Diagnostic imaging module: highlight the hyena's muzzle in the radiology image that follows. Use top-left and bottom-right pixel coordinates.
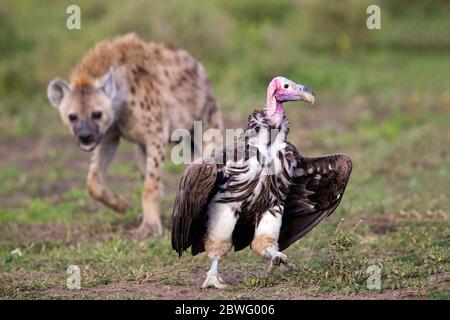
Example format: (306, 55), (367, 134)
(74, 119), (102, 152)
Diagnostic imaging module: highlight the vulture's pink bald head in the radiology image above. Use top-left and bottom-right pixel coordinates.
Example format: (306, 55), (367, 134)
(266, 76), (315, 126)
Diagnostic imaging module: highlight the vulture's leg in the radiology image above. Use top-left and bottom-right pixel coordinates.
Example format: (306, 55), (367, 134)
(202, 256), (227, 289)
(202, 202), (237, 289)
(251, 206), (297, 272)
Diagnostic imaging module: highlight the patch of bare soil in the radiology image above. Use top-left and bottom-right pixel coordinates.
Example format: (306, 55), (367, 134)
(368, 215), (399, 235)
(0, 220), (132, 248)
(0, 136), (86, 170)
(366, 210), (447, 236)
(39, 282), (429, 300)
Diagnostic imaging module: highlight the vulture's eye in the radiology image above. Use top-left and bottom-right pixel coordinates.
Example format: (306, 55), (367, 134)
(68, 113), (78, 122)
(283, 83), (289, 89)
(92, 111), (102, 119)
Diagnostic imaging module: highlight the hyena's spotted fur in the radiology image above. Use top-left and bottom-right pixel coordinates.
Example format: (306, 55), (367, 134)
(47, 33), (223, 238)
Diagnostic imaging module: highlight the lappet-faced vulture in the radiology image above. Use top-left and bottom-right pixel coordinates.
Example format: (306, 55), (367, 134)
(172, 76), (352, 288)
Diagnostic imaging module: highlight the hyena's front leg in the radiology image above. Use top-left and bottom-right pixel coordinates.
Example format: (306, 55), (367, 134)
(135, 142), (165, 238)
(134, 144), (147, 177)
(87, 132), (127, 213)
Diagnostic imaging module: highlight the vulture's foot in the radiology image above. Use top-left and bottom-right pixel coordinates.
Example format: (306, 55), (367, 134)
(201, 273), (228, 289)
(268, 252), (298, 273)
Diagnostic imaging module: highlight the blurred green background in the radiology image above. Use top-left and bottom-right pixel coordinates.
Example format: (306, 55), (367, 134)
(0, 0), (449, 299)
(0, 0), (449, 136)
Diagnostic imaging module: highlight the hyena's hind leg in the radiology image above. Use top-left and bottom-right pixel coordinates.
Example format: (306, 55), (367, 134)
(87, 130), (127, 213)
(201, 90), (224, 158)
(134, 139), (167, 239)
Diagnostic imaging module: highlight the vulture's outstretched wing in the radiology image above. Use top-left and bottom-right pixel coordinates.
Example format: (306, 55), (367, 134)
(171, 160), (219, 256)
(278, 154), (352, 251)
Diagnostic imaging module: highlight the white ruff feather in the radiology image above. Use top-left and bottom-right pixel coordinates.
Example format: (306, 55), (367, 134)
(219, 112), (295, 205)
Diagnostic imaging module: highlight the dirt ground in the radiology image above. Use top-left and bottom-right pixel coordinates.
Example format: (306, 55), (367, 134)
(0, 103), (448, 300)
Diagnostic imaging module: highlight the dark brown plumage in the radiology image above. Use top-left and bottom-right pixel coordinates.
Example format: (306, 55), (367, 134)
(171, 161), (220, 256)
(172, 151), (352, 256)
(279, 153), (352, 250)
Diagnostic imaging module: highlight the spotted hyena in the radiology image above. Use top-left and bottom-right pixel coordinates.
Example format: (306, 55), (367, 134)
(47, 33), (223, 238)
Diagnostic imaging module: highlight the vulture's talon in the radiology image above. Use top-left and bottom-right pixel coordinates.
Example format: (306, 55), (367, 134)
(273, 256), (282, 266)
(201, 274), (228, 289)
(268, 252), (290, 273)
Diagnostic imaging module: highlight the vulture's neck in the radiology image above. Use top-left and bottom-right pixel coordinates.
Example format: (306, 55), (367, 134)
(246, 109), (290, 143)
(266, 83), (284, 127)
(245, 81), (290, 146)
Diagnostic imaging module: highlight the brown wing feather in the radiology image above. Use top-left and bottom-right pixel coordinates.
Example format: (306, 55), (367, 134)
(171, 161), (219, 256)
(278, 153), (352, 251)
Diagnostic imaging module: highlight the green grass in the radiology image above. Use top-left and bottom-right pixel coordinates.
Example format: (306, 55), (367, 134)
(0, 0), (449, 299)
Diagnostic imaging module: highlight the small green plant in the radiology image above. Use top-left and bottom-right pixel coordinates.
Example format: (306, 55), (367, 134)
(321, 220), (367, 291)
(244, 276), (274, 288)
(425, 244), (449, 275)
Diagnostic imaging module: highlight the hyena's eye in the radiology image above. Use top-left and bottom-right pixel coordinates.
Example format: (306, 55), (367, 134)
(68, 113), (78, 122)
(92, 111), (102, 119)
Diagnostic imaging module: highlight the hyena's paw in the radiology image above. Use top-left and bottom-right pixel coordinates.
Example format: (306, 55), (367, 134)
(133, 221), (164, 239)
(110, 197), (128, 214)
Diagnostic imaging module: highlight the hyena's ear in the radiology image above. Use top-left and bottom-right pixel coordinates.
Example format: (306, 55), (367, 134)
(98, 68), (116, 100)
(47, 78), (70, 108)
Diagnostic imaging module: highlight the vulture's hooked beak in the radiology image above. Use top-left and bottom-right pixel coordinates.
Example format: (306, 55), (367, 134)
(296, 84), (316, 106)
(274, 80), (316, 106)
